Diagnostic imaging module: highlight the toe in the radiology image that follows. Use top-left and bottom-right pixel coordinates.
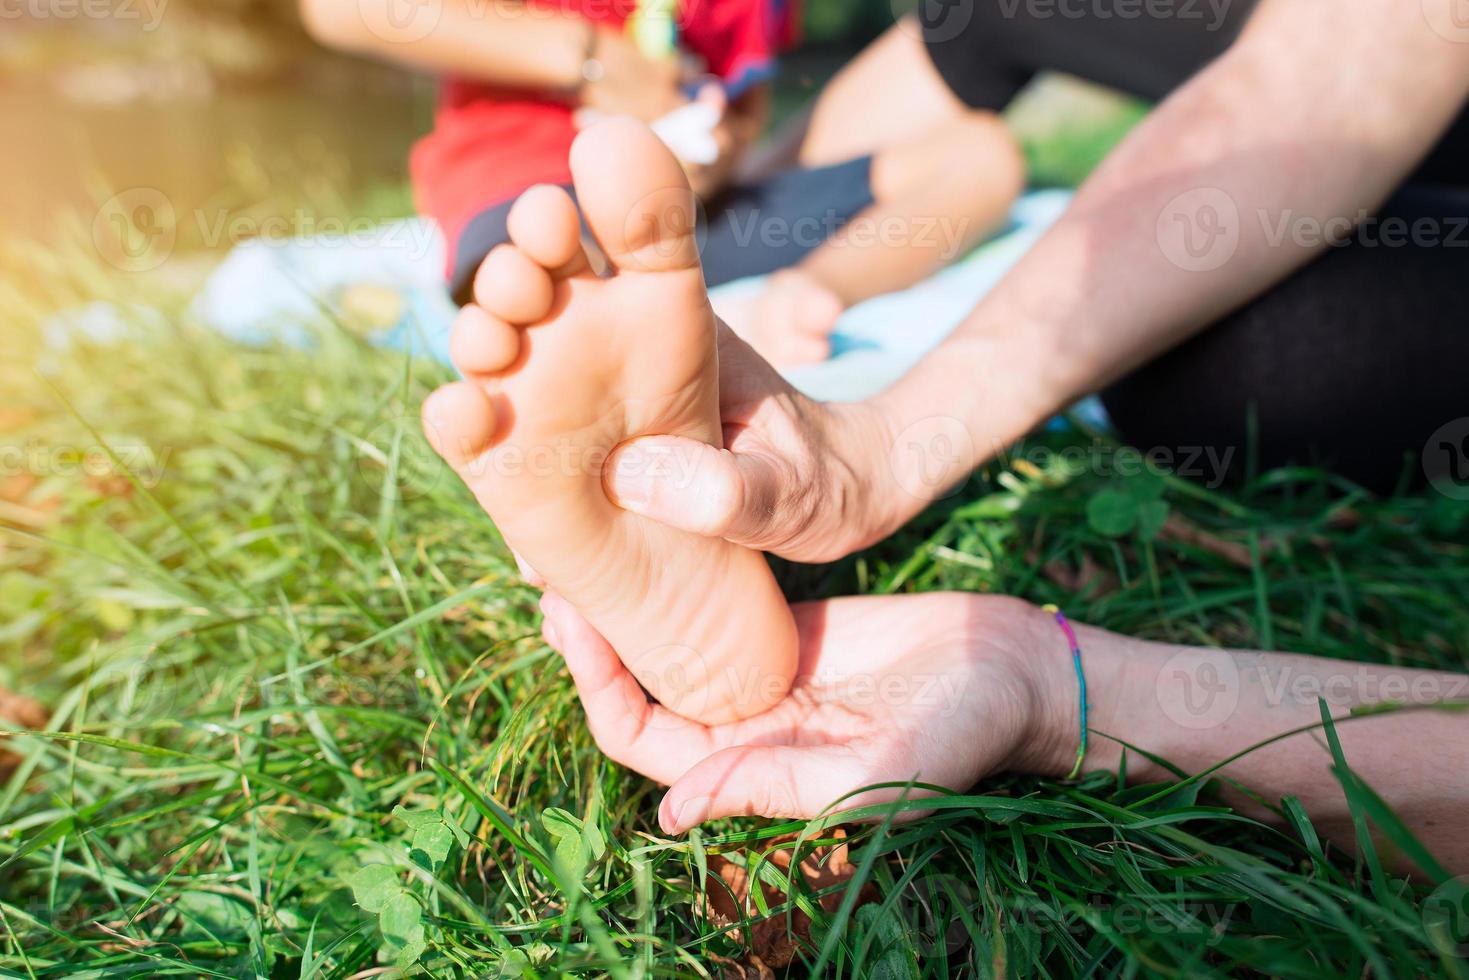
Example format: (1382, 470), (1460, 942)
(508, 185), (588, 275)
(569, 117), (701, 275)
(777, 335), (830, 368)
(449, 305), (522, 375)
(422, 381), (498, 470)
(473, 245), (555, 325)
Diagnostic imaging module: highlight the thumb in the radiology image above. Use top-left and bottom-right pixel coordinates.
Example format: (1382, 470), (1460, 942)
(658, 744), (876, 834)
(603, 435), (782, 545)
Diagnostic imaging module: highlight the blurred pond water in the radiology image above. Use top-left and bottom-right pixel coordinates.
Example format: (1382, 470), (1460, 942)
(0, 59), (433, 253)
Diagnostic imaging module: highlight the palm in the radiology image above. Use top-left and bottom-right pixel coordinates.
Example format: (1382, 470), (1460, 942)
(541, 591), (1045, 833)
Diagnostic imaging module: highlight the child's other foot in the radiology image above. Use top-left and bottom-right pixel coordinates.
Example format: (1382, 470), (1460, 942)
(423, 118), (798, 725)
(712, 268), (842, 368)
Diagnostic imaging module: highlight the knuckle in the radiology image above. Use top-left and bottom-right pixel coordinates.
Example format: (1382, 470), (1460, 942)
(696, 451), (744, 537)
(750, 767), (801, 818)
(589, 725), (632, 770)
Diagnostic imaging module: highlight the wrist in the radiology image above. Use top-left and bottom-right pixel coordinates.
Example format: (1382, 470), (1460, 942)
(864, 374), (985, 531)
(872, 305), (1078, 486)
(1002, 607), (1145, 780)
(824, 397), (912, 552)
(994, 599), (1083, 778)
(566, 21), (606, 104)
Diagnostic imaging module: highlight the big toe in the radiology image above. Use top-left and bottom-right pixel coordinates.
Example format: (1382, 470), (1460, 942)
(569, 117), (701, 275)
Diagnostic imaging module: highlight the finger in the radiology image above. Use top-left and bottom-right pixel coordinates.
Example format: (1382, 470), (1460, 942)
(657, 744), (879, 834)
(511, 548), (546, 588)
(542, 592), (718, 785)
(541, 610), (561, 651)
(602, 435), (786, 547)
(694, 82), (727, 115)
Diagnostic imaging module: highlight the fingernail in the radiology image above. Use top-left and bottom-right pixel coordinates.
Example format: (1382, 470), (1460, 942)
(609, 445), (654, 512)
(664, 796), (710, 835)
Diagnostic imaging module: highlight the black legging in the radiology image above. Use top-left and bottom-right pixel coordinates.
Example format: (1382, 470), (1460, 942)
(923, 1), (1469, 491)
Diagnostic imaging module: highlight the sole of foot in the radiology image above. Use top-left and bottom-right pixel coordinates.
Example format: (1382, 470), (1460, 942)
(423, 117), (798, 725)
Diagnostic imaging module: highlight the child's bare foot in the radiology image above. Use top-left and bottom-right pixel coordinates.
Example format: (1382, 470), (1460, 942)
(712, 267), (843, 368)
(423, 118), (798, 725)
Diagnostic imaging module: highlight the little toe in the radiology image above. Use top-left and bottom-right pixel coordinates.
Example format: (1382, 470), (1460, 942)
(422, 381), (498, 471)
(473, 244), (555, 325)
(507, 185), (588, 275)
(449, 305), (522, 376)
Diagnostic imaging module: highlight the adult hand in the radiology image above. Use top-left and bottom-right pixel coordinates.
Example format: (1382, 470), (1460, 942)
(601, 324), (923, 563)
(577, 28), (684, 124)
(538, 589), (1068, 833)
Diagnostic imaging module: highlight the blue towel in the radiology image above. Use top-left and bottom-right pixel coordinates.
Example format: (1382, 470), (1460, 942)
(53, 189), (1106, 423)
(188, 191), (1077, 397)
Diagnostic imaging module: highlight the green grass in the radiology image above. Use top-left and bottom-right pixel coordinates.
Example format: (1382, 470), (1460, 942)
(2, 74), (1468, 974)
(2, 285), (1468, 977)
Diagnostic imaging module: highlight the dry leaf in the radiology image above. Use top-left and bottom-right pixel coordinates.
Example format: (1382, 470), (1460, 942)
(706, 952), (775, 979)
(85, 473), (135, 500)
(1159, 514), (1264, 568)
(0, 688), (51, 778)
(0, 408), (38, 432)
(0, 473), (39, 506)
(700, 827), (878, 970)
(1040, 550), (1117, 599)
(0, 472), (61, 526)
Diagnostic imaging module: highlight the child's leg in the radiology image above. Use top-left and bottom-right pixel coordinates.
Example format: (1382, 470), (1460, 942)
(789, 17), (1027, 306)
(799, 18), (998, 167)
(709, 18), (1026, 366)
(794, 113), (1024, 306)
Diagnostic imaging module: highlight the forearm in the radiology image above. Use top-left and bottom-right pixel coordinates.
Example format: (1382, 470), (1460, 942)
(871, 1), (1469, 508)
(1022, 612), (1469, 874)
(300, 0), (584, 91)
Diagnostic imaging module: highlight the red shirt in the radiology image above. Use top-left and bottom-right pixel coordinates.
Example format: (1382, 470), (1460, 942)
(411, 0), (797, 275)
